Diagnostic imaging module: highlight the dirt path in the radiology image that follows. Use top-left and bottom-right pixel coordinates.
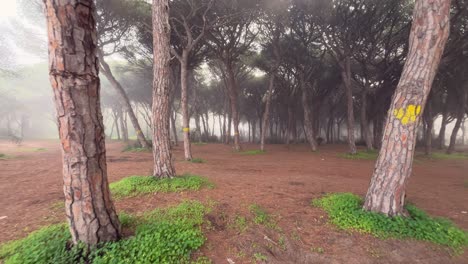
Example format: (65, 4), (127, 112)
(0, 140), (467, 263)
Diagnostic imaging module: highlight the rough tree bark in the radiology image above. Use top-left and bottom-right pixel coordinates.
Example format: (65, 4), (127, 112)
(363, 0), (450, 216)
(152, 0), (176, 178)
(44, 0), (121, 245)
(98, 52), (149, 149)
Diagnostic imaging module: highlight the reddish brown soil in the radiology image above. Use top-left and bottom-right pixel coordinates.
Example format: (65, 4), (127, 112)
(0, 140), (467, 263)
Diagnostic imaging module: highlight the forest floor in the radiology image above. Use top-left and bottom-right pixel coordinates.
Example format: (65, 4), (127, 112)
(0, 140), (467, 263)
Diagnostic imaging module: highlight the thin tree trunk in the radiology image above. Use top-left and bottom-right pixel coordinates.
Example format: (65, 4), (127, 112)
(171, 111), (178, 146)
(424, 102), (433, 155)
(152, 0), (176, 178)
(260, 74), (275, 151)
(226, 62), (242, 151)
(120, 109), (129, 142)
(364, 0), (450, 216)
(447, 90), (467, 154)
(437, 103), (448, 149)
(301, 79), (318, 152)
(44, 0), (120, 245)
(179, 53), (193, 160)
(98, 53), (149, 149)
(340, 56), (357, 154)
(361, 89), (373, 150)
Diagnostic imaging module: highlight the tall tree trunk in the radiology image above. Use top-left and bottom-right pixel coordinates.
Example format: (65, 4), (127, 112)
(260, 74), (275, 151)
(120, 109), (129, 142)
(226, 62), (242, 151)
(424, 102), (434, 155)
(179, 53), (193, 160)
(170, 111), (179, 146)
(364, 0), (450, 216)
(361, 89), (373, 150)
(340, 56), (357, 154)
(44, 0), (120, 245)
(436, 102), (448, 149)
(152, 0), (176, 178)
(113, 111), (121, 141)
(286, 105), (294, 145)
(447, 89), (467, 154)
(98, 53), (149, 149)
(301, 79), (318, 152)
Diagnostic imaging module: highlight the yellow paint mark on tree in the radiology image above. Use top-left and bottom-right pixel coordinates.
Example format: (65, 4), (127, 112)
(393, 104), (422, 125)
(183, 127), (190, 132)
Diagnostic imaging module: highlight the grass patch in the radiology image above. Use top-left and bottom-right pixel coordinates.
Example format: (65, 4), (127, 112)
(16, 148), (47, 152)
(228, 215), (249, 233)
(338, 150), (378, 160)
(110, 174), (214, 198)
(249, 204), (280, 231)
(312, 193), (468, 253)
(190, 158), (206, 164)
(193, 142), (208, 146)
(425, 152), (468, 160)
(0, 153), (12, 160)
(0, 201), (209, 264)
(122, 146), (151, 153)
(240, 150), (266, 156)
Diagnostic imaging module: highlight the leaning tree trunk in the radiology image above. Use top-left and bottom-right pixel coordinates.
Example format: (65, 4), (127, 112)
(363, 0), (450, 216)
(447, 89), (467, 154)
(340, 56), (357, 154)
(152, 0), (176, 178)
(301, 79), (318, 152)
(180, 52), (193, 160)
(44, 0), (121, 245)
(260, 74), (275, 151)
(98, 52), (149, 149)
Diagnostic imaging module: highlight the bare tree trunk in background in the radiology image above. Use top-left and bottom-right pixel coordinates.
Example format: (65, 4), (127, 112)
(44, 0), (121, 245)
(226, 63), (242, 151)
(252, 119), (257, 143)
(364, 0), (450, 216)
(170, 111), (178, 146)
(447, 89), (467, 154)
(424, 102), (433, 155)
(437, 102), (448, 149)
(260, 74), (275, 151)
(462, 118), (466, 145)
(152, 0), (176, 178)
(301, 79), (318, 152)
(119, 109), (129, 142)
(180, 52), (193, 160)
(227, 110), (232, 144)
(98, 53), (149, 149)
(360, 89), (373, 150)
(340, 56), (357, 154)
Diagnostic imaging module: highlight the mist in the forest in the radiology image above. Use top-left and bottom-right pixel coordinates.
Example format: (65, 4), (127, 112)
(0, 0), (466, 147)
